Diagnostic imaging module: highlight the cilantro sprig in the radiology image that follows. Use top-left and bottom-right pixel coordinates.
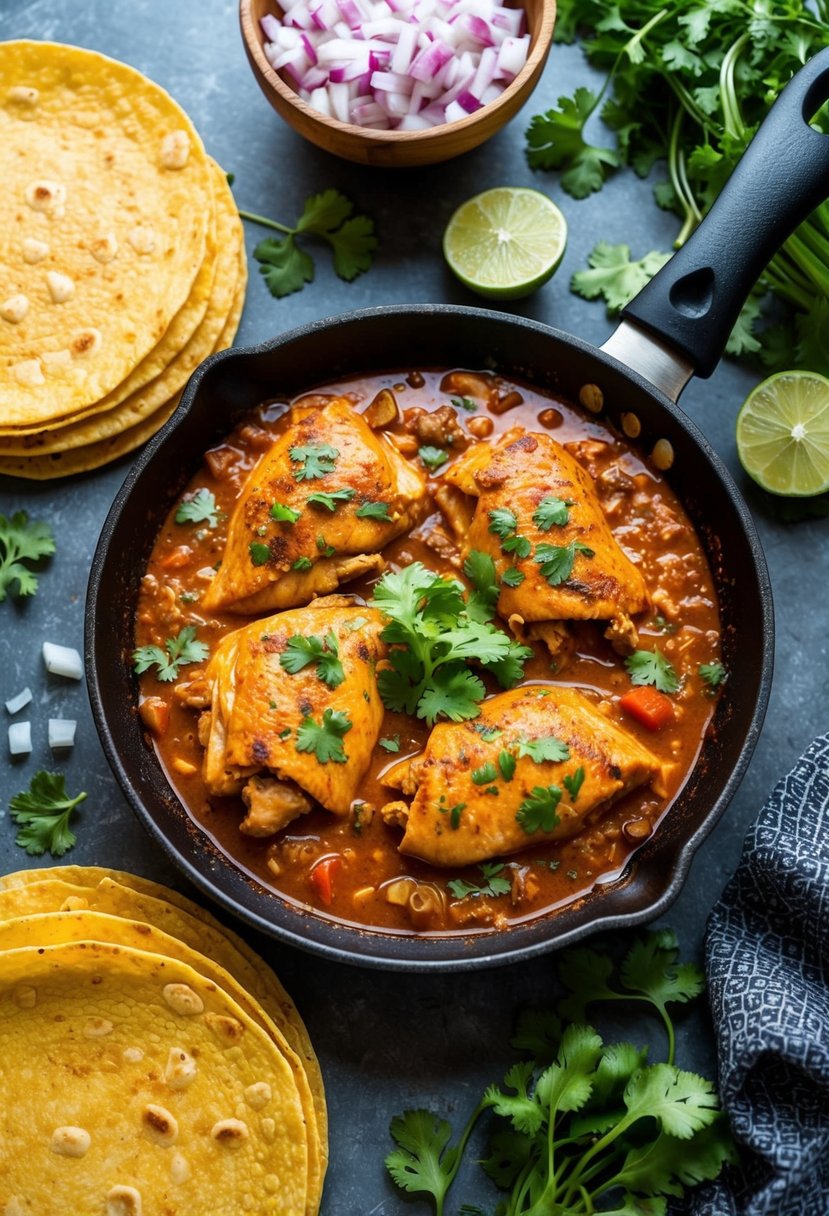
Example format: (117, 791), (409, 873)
(295, 707), (352, 764)
(240, 188), (378, 299)
(290, 443), (339, 481)
(132, 625), (209, 682)
(386, 930), (733, 1215)
(175, 489), (219, 527)
(279, 632), (345, 688)
(9, 771), (87, 857)
(625, 648), (680, 694)
(448, 862), (511, 901)
(0, 511), (56, 602)
(368, 560), (532, 726)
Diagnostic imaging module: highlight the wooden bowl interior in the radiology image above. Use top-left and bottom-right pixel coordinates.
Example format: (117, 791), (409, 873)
(240, 0), (556, 165)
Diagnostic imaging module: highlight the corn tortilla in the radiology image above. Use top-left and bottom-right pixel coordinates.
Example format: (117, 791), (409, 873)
(0, 162), (242, 455)
(0, 940), (308, 1215)
(0, 865), (325, 1213)
(0, 41), (215, 426)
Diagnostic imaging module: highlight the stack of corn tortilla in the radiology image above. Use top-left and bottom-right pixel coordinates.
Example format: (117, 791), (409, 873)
(0, 865), (327, 1215)
(0, 41), (246, 479)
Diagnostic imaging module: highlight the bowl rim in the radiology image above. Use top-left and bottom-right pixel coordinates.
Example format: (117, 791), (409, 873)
(86, 304), (774, 972)
(239, 0), (557, 145)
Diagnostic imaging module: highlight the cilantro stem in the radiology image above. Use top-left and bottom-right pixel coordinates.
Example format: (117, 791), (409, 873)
(237, 208), (295, 236)
(436, 1101), (486, 1216)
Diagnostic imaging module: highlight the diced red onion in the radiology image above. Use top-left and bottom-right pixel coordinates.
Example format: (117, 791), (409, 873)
(261, 0), (529, 130)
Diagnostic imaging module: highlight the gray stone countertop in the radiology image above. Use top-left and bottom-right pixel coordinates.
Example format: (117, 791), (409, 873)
(0, 2), (827, 1211)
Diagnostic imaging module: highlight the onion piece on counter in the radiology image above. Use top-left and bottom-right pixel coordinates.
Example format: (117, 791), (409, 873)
(261, 0), (530, 130)
(48, 718), (77, 750)
(5, 687), (32, 715)
(8, 721), (32, 756)
(42, 642), (83, 681)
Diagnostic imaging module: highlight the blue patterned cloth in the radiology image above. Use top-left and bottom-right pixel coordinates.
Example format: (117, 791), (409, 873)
(691, 732), (829, 1215)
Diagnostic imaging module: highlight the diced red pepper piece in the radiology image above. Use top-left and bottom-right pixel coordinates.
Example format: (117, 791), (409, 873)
(619, 685), (675, 731)
(309, 855), (343, 906)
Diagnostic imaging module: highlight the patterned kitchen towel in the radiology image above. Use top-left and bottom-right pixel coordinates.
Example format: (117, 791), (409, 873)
(690, 731), (829, 1216)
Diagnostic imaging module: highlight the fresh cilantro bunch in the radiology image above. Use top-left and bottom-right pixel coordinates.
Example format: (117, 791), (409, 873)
(0, 511), (56, 602)
(239, 188), (378, 299)
(526, 0), (829, 368)
(368, 556), (532, 726)
(9, 771), (87, 857)
(386, 930), (735, 1215)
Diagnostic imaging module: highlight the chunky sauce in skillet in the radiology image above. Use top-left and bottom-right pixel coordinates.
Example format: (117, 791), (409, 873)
(135, 369), (722, 935)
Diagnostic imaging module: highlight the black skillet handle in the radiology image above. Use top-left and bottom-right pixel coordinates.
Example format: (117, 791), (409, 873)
(622, 48), (829, 379)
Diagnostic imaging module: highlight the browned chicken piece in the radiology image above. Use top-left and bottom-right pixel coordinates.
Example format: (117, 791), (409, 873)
(202, 397), (428, 614)
(240, 776), (312, 837)
(380, 685), (667, 867)
(200, 599), (386, 824)
(526, 620), (575, 670)
(433, 484), (474, 541)
(443, 431), (649, 640)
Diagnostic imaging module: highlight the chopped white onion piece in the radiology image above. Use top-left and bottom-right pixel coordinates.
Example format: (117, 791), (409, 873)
(42, 641), (83, 681)
(8, 721), (32, 756)
(261, 0), (529, 130)
(5, 687), (32, 715)
(48, 718), (77, 750)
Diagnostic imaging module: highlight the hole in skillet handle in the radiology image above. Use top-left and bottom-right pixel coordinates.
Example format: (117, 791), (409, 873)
(622, 47), (829, 380)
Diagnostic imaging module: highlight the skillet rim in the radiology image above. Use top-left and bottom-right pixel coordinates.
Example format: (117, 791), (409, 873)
(86, 303), (774, 970)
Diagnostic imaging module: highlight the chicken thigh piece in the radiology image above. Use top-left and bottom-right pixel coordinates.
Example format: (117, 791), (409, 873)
(442, 430), (649, 644)
(203, 398), (428, 614)
(381, 685), (666, 867)
(200, 599), (386, 832)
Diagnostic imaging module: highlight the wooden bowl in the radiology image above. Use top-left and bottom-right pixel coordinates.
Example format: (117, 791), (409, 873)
(239, 0), (556, 166)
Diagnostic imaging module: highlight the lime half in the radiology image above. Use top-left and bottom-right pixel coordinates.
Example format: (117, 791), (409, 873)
(443, 187), (567, 300)
(736, 370), (829, 496)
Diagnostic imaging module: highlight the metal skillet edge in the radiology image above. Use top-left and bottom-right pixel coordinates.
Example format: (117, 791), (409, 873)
(86, 303), (773, 971)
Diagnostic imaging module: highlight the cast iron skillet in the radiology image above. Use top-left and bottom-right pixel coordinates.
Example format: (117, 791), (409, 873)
(88, 52), (829, 970)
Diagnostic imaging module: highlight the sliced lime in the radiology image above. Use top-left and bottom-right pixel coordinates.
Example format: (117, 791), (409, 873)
(443, 187), (567, 300)
(736, 370), (829, 496)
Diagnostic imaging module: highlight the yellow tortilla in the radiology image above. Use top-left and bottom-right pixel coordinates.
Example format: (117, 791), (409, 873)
(0, 217), (246, 478)
(0, 865), (324, 1214)
(0, 162), (243, 455)
(0, 41), (215, 426)
(0, 940), (308, 1215)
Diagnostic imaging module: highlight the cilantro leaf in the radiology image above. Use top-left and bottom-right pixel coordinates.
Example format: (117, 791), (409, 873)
(571, 242), (672, 314)
(483, 1061), (542, 1135)
(379, 734), (401, 753)
(290, 443), (338, 481)
(451, 396), (477, 412)
(292, 556), (313, 571)
(699, 661), (727, 688)
(498, 750), (516, 782)
(356, 501), (392, 522)
(175, 489), (218, 527)
(385, 1110), (460, 1208)
(9, 770), (87, 857)
(306, 488), (355, 511)
(271, 501), (302, 524)
(327, 214), (378, 281)
(132, 625), (209, 682)
(243, 190), (376, 299)
(625, 649), (680, 694)
(534, 540), (595, 586)
(253, 235), (314, 298)
(472, 762), (498, 785)
(463, 550), (499, 622)
(525, 88), (621, 197)
(295, 707), (352, 763)
(532, 496), (574, 530)
(502, 534), (532, 559)
(279, 632), (345, 688)
(448, 862), (511, 901)
(488, 507), (518, 539)
(563, 766), (585, 801)
(516, 785), (562, 834)
(0, 511), (56, 602)
(517, 734), (571, 764)
(249, 541), (271, 566)
(418, 667), (486, 725)
(622, 1064), (721, 1139)
(419, 445), (448, 471)
(501, 567), (525, 588)
(511, 1009), (562, 1065)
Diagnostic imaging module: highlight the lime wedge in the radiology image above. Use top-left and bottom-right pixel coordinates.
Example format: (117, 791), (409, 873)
(443, 187), (567, 300)
(736, 370), (829, 496)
